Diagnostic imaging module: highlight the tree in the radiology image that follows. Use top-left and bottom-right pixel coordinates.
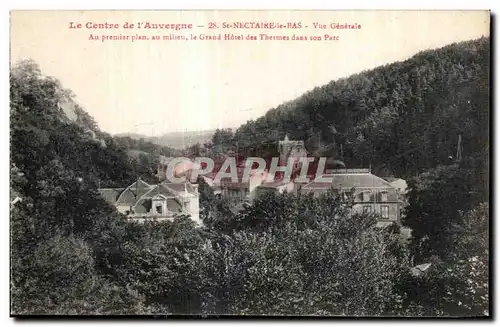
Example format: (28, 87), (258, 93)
(206, 128), (235, 157)
(10, 59), (148, 314)
(224, 191), (410, 316)
(403, 164), (483, 262)
(400, 203), (489, 316)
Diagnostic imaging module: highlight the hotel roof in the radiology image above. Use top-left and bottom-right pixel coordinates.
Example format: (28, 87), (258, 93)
(302, 173), (395, 191)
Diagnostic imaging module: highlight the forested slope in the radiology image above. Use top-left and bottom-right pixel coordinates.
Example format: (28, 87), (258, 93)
(234, 37), (489, 182)
(10, 60), (181, 314)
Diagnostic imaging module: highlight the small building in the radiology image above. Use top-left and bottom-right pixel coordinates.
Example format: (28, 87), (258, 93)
(98, 178), (200, 224)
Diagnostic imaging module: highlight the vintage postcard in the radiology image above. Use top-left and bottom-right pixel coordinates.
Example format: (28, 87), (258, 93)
(9, 10), (490, 317)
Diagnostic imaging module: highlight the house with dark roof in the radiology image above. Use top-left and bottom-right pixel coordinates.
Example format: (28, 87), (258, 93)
(98, 178), (200, 223)
(301, 169), (402, 225)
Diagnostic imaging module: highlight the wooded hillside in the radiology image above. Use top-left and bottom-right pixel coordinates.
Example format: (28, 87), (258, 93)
(233, 37), (489, 183)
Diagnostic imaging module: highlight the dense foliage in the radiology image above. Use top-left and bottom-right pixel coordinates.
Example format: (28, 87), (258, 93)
(10, 60), (152, 314)
(10, 37), (489, 317)
(234, 37), (489, 179)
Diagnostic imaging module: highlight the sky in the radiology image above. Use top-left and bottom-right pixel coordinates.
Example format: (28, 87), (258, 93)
(10, 10), (489, 136)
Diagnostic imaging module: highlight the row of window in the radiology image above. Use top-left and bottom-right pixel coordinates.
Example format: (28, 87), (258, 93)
(358, 191), (389, 202)
(363, 205), (390, 219)
(222, 189), (249, 198)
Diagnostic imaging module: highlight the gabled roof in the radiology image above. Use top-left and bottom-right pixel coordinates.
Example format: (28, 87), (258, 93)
(100, 178), (199, 210)
(115, 179), (153, 206)
(134, 181), (198, 201)
(133, 184), (187, 212)
(139, 183), (179, 200)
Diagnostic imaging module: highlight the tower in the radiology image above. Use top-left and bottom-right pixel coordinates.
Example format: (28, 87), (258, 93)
(278, 134), (306, 163)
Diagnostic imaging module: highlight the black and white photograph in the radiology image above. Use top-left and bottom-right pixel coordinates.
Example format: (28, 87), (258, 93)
(9, 9), (490, 317)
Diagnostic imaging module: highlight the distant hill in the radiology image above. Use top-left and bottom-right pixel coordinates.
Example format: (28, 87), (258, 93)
(116, 129), (219, 149)
(113, 132), (150, 140)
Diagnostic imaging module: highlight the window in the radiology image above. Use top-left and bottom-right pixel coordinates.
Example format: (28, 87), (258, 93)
(363, 205), (372, 213)
(363, 192), (372, 202)
(380, 192), (388, 202)
(156, 205), (162, 214)
(381, 205), (389, 219)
